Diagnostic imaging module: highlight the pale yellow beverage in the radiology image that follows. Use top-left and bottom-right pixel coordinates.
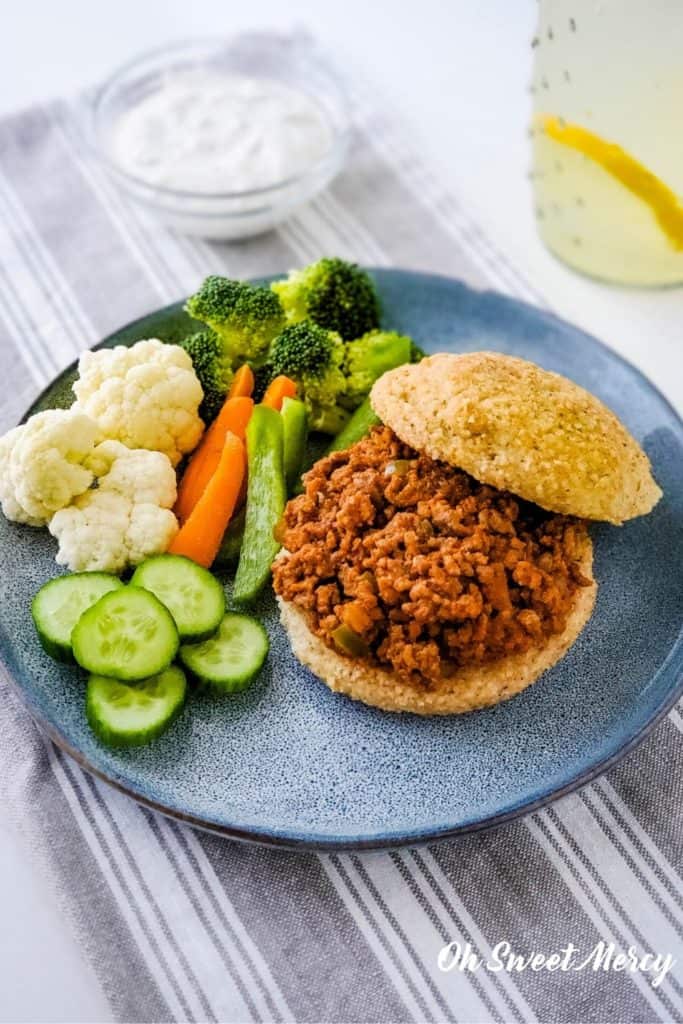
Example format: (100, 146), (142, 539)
(531, 0), (683, 286)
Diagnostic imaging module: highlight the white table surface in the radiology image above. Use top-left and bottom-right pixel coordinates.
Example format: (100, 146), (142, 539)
(1, 2), (681, 1020)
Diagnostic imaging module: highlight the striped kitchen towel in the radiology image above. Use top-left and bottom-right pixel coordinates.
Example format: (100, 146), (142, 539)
(0, 33), (681, 1024)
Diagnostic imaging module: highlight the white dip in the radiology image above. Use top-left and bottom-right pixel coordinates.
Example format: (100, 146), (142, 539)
(109, 69), (334, 193)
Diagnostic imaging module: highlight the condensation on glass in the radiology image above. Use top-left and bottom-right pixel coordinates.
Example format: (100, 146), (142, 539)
(531, 0), (683, 285)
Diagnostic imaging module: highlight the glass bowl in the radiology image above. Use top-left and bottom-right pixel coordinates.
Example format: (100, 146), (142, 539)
(90, 36), (351, 240)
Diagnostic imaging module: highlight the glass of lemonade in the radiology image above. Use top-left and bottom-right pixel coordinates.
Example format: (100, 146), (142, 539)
(531, 0), (683, 286)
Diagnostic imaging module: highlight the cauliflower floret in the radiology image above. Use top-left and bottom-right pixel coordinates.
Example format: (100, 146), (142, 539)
(72, 338), (204, 467)
(49, 441), (179, 573)
(0, 410), (100, 526)
(0, 427), (42, 526)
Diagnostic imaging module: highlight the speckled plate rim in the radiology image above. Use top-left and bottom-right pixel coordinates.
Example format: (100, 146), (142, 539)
(4, 268), (683, 852)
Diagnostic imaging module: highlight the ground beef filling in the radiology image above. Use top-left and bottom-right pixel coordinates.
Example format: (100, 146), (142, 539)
(273, 427), (592, 686)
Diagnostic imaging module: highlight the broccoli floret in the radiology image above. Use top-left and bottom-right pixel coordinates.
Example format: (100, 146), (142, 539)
(343, 329), (415, 407)
(267, 322), (349, 434)
(180, 330), (233, 423)
(186, 276), (285, 363)
(307, 399), (350, 435)
(250, 361), (275, 403)
(303, 354), (350, 434)
(271, 258), (380, 340)
(270, 321), (334, 378)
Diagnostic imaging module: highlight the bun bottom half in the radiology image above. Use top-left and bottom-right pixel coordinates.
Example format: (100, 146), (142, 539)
(277, 539), (596, 716)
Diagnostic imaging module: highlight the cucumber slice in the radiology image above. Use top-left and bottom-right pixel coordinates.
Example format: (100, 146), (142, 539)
(130, 555), (225, 641)
(86, 665), (186, 747)
(179, 613), (268, 693)
(31, 573), (125, 663)
(72, 587), (179, 681)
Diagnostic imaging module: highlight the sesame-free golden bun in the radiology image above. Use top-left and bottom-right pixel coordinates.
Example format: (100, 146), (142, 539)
(370, 352), (661, 525)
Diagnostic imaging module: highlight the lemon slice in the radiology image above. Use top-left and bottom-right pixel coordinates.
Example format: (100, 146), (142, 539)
(538, 114), (683, 250)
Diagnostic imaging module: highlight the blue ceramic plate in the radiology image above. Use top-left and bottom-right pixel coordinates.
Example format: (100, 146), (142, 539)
(1, 270), (682, 850)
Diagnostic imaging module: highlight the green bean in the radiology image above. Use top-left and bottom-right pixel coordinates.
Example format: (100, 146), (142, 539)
(280, 396), (308, 493)
(233, 406), (286, 605)
(214, 508), (246, 568)
(325, 397), (381, 454)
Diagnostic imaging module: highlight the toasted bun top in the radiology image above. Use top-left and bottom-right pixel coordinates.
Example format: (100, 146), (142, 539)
(370, 352), (661, 524)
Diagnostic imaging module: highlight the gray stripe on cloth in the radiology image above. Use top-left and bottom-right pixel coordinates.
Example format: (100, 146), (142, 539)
(542, 805), (683, 1016)
(590, 773), (683, 920)
(607, 719), (683, 880)
(0, 679), (173, 1024)
(348, 853), (455, 1022)
(391, 850), (527, 1024)
(169, 825), (290, 1022)
(347, 852), (456, 1023)
(9, 103), (183, 326)
(61, 760), (206, 1023)
(0, 229), (61, 382)
(143, 815), (273, 1023)
(81, 775), (219, 1022)
(0, 106), (157, 344)
(530, 810), (681, 1021)
(324, 847), (522, 1021)
(56, 102), (190, 306)
(329, 853), (439, 1023)
(331, 132), (488, 287)
(198, 836), (411, 1024)
(0, 305), (47, 417)
(429, 820), (655, 1024)
(579, 784), (683, 938)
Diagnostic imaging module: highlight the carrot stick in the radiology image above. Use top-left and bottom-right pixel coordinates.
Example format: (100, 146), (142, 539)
(168, 432), (246, 568)
(228, 363), (255, 399)
(261, 375), (297, 411)
(175, 396), (253, 523)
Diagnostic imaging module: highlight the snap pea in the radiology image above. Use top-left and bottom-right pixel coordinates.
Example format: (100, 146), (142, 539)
(233, 405), (287, 605)
(290, 398), (381, 497)
(214, 507), (246, 568)
(326, 397), (381, 454)
(280, 396), (308, 493)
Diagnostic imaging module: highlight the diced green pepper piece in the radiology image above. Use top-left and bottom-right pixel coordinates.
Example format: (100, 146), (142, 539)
(332, 623), (370, 658)
(384, 459), (414, 477)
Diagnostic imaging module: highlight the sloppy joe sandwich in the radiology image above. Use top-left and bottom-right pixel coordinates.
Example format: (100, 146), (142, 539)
(273, 352), (662, 715)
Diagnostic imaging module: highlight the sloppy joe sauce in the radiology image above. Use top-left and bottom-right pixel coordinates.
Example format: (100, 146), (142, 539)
(273, 427), (592, 686)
